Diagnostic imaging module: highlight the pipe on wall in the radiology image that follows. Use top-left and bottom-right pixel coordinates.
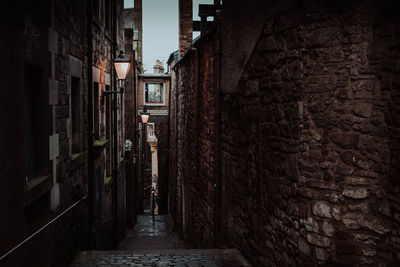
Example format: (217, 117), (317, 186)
(111, 0), (119, 249)
(87, 0), (96, 251)
(213, 7), (223, 246)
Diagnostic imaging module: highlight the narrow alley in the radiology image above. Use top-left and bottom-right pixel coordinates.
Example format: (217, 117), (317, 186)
(1, 0), (400, 266)
(72, 212), (249, 266)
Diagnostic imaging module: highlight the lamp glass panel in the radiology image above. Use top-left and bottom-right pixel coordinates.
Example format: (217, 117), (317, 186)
(141, 114), (149, 124)
(114, 62), (130, 80)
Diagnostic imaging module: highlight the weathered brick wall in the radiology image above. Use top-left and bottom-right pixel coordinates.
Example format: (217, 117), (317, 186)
(169, 0), (400, 265)
(178, 0), (192, 57)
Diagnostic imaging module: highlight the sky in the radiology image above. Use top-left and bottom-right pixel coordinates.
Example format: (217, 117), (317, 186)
(124, 0), (214, 73)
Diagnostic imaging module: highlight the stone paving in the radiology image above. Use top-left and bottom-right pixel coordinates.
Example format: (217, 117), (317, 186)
(71, 249), (250, 266)
(71, 215), (251, 266)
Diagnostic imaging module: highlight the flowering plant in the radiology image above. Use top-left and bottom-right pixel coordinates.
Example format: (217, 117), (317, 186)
(124, 139), (133, 152)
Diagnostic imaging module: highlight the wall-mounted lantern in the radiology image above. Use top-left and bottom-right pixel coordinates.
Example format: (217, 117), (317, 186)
(114, 50), (131, 80)
(103, 50), (131, 95)
(140, 105), (150, 124)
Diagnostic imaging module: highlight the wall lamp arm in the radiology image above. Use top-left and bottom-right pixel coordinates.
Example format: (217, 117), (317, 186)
(102, 88), (124, 96)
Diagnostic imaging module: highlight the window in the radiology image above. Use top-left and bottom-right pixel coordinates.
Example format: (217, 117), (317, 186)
(147, 123), (155, 137)
(93, 0), (100, 20)
(93, 82), (100, 139)
(147, 123), (156, 142)
(105, 0), (111, 32)
(105, 85), (112, 176)
(71, 76), (82, 153)
(25, 64), (48, 181)
(144, 83), (164, 105)
(124, 0), (134, 9)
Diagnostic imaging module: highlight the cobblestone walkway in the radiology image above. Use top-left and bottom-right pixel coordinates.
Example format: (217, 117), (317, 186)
(71, 249), (250, 266)
(71, 215), (250, 266)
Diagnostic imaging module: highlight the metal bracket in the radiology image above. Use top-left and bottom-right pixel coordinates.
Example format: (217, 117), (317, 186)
(102, 88), (124, 96)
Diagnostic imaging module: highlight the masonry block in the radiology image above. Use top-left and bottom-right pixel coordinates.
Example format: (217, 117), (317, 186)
(48, 27), (58, 54)
(69, 55), (82, 78)
(49, 78), (59, 105)
(49, 134), (60, 160)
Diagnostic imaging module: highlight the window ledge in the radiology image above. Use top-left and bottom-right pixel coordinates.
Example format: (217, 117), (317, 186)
(69, 152), (85, 170)
(24, 175), (52, 207)
(105, 176), (112, 185)
(145, 103), (166, 106)
(94, 139), (109, 149)
(71, 152), (84, 161)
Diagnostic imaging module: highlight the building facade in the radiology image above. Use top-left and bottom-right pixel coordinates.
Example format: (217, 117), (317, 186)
(137, 61), (171, 214)
(0, 0), (137, 265)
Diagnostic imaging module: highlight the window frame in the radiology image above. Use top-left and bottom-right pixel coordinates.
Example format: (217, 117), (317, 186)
(144, 82), (165, 106)
(93, 82), (100, 140)
(147, 123), (155, 137)
(24, 63), (49, 181)
(71, 76), (82, 154)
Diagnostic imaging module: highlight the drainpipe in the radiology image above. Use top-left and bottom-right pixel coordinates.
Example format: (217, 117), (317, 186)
(194, 47), (200, 238)
(166, 67), (172, 215)
(213, 6), (222, 246)
(132, 51), (138, 224)
(112, 0), (119, 249)
(87, 0), (96, 250)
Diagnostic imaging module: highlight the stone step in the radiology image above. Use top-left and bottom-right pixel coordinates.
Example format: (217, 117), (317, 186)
(71, 249), (251, 266)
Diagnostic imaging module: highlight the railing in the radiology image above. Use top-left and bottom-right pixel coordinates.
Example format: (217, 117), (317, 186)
(0, 196), (87, 262)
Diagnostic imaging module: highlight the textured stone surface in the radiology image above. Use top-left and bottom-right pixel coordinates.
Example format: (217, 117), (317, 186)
(71, 249), (251, 266)
(168, 34), (217, 248)
(178, 0), (192, 57)
(343, 188), (369, 199)
(313, 201), (332, 219)
(307, 233), (331, 248)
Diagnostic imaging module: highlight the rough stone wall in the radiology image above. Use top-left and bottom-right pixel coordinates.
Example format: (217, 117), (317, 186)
(169, 35), (218, 246)
(169, 0), (400, 266)
(219, 1), (400, 266)
(171, 53), (196, 235)
(55, 0), (127, 250)
(194, 38), (217, 247)
(54, 0), (88, 210)
(168, 65), (178, 225)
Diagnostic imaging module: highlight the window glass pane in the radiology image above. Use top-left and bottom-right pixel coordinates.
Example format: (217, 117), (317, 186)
(72, 76), (82, 153)
(124, 0), (134, 9)
(25, 64), (43, 180)
(145, 83), (164, 104)
(94, 82), (100, 139)
(147, 124), (154, 136)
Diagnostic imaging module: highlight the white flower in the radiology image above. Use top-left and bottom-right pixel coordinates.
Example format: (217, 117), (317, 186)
(124, 139), (133, 152)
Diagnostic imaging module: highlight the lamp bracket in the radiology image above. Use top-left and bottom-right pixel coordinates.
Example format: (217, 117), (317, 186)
(102, 89), (124, 96)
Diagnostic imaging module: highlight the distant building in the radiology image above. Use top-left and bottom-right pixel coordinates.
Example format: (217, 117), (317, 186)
(137, 60), (171, 214)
